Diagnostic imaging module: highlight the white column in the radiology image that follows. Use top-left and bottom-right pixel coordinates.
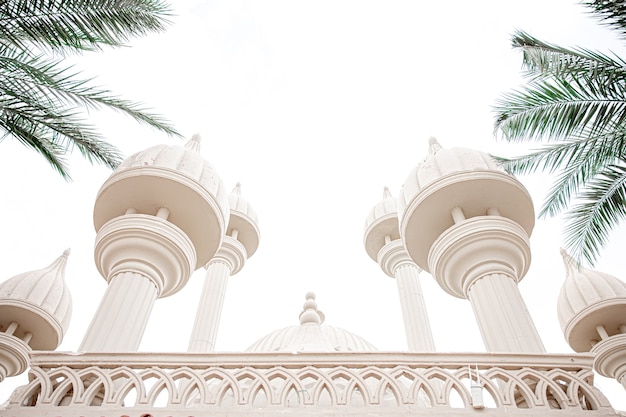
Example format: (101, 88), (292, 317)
(187, 237), (246, 352)
(428, 216), (544, 353)
(187, 262), (230, 352)
(379, 240), (435, 352)
(396, 264), (436, 351)
(80, 272), (158, 351)
(82, 214), (196, 352)
(467, 273), (544, 352)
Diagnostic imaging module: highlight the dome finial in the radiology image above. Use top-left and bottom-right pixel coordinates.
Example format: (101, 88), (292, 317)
(232, 182), (242, 195)
(382, 186), (392, 200)
(428, 137), (442, 154)
(560, 247), (579, 277)
(299, 292), (323, 325)
(62, 248), (71, 257)
(185, 133), (202, 153)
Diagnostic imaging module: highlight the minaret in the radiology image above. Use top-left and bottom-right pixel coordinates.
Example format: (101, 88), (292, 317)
(0, 250), (72, 380)
(364, 187), (435, 351)
(398, 138), (544, 353)
(188, 183), (260, 352)
(557, 249), (626, 390)
(80, 134), (229, 352)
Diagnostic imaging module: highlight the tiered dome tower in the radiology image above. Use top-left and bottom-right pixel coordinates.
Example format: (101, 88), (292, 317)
(558, 249), (626, 390)
(188, 182), (260, 352)
(0, 251), (72, 380)
(399, 138), (543, 353)
(364, 187), (435, 351)
(80, 134), (229, 352)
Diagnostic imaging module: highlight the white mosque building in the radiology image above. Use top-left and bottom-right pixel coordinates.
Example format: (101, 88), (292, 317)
(0, 135), (625, 416)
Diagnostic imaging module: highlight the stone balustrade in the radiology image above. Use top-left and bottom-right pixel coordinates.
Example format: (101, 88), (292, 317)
(3, 351), (617, 416)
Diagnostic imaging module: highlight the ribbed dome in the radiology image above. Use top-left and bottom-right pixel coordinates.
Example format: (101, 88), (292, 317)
(227, 183), (260, 258)
(115, 135), (229, 216)
(557, 249), (626, 352)
(398, 137), (502, 222)
(246, 293), (378, 353)
(0, 250), (72, 350)
(94, 134), (230, 268)
(399, 138), (534, 271)
(364, 187), (400, 262)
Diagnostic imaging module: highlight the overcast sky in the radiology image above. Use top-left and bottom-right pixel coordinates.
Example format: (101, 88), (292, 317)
(1, 0), (626, 409)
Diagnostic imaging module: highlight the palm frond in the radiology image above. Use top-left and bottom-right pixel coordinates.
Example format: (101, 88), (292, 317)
(494, 127), (626, 218)
(584, 0), (626, 41)
(0, 43), (181, 137)
(494, 75), (626, 142)
(563, 162), (626, 264)
(0, 0), (173, 53)
(511, 30), (626, 81)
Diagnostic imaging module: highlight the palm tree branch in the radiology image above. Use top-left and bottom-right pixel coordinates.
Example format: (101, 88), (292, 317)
(0, 44), (181, 137)
(563, 162), (626, 264)
(495, 127), (626, 218)
(0, 90), (123, 172)
(583, 0), (626, 41)
(494, 76), (626, 142)
(511, 30), (626, 81)
(0, 0), (173, 53)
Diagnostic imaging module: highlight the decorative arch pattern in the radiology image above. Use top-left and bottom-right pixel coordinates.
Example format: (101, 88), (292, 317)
(6, 353), (614, 413)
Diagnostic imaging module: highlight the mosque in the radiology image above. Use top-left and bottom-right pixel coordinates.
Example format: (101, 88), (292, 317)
(0, 135), (625, 416)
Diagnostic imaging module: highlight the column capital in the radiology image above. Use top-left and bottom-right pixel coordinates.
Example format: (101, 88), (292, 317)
(428, 216), (531, 298)
(207, 236), (248, 275)
(377, 240), (420, 278)
(94, 214), (196, 298)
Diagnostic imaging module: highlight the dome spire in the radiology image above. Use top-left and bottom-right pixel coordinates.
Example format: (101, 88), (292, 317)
(560, 247), (579, 277)
(382, 186), (392, 200)
(428, 137), (442, 154)
(232, 181), (242, 195)
(185, 133), (202, 153)
(300, 292), (323, 325)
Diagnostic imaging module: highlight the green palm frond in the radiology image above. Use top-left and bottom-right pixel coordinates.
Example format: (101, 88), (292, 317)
(563, 162), (626, 264)
(494, 4), (626, 265)
(495, 75), (626, 142)
(0, 44), (178, 136)
(0, 0), (172, 53)
(0, 47), (125, 178)
(584, 0), (626, 40)
(495, 126), (626, 218)
(511, 30), (626, 81)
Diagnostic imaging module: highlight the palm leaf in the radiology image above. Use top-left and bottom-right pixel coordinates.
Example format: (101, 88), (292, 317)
(583, 0), (626, 41)
(495, 126), (626, 218)
(494, 75), (626, 142)
(511, 30), (626, 82)
(0, 0), (173, 53)
(563, 162), (626, 264)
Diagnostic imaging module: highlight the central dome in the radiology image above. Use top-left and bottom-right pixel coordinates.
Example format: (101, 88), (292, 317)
(246, 293), (378, 352)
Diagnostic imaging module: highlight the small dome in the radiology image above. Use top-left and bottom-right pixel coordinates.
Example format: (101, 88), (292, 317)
(94, 134), (229, 268)
(246, 293), (378, 353)
(227, 183), (260, 258)
(399, 138), (534, 271)
(0, 250), (72, 350)
(557, 249), (626, 352)
(398, 138), (501, 212)
(363, 187), (400, 261)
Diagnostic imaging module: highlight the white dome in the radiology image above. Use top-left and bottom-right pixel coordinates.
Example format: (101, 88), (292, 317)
(399, 138), (534, 271)
(363, 187), (400, 262)
(557, 249), (626, 352)
(398, 137), (501, 215)
(0, 250), (72, 350)
(94, 134), (229, 268)
(227, 183), (260, 258)
(246, 293), (378, 353)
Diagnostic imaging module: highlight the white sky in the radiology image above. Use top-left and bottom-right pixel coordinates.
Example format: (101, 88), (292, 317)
(1, 0), (626, 409)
